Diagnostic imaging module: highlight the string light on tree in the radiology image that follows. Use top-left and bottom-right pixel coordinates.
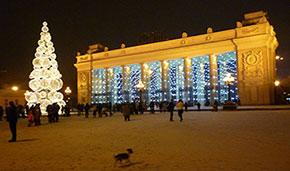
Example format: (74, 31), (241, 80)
(25, 21), (65, 113)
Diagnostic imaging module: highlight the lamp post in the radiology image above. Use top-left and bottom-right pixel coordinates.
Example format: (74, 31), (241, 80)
(136, 81), (145, 102)
(274, 80), (280, 104)
(223, 73), (235, 101)
(11, 86), (19, 91)
(64, 86), (72, 103)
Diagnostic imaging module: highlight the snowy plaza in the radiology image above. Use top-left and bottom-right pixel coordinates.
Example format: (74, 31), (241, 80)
(0, 110), (289, 170)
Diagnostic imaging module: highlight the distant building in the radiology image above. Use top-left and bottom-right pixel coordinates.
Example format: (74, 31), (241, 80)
(0, 88), (26, 109)
(74, 11), (279, 105)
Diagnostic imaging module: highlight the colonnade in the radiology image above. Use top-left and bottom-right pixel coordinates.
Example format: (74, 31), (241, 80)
(92, 52), (237, 105)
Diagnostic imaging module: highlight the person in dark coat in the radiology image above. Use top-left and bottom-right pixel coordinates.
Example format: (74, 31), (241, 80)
(92, 105), (97, 118)
(52, 103), (60, 122)
(0, 106), (3, 121)
(122, 102), (131, 121)
(46, 104), (53, 123)
(159, 102), (163, 113)
(108, 102), (113, 116)
(34, 104), (42, 126)
(6, 101), (18, 142)
(84, 103), (90, 118)
(184, 102), (188, 112)
(138, 101), (144, 114)
(80, 104), (84, 115)
(149, 101), (155, 114)
(197, 102), (201, 111)
(168, 99), (175, 121)
(65, 104), (71, 117)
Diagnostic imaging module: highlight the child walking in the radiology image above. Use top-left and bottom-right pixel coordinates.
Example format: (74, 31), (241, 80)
(27, 110), (34, 127)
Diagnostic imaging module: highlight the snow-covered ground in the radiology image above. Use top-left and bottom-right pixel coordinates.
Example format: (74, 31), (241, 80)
(0, 110), (289, 170)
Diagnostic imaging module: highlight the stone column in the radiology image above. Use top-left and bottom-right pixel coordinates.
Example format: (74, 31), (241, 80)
(184, 57), (192, 102)
(140, 63), (145, 102)
(105, 68), (109, 102)
(122, 65), (127, 102)
(161, 60), (169, 101)
(77, 70), (92, 104)
(209, 54), (218, 105)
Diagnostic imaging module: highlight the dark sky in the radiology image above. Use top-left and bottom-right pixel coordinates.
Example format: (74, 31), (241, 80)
(1, 0), (289, 95)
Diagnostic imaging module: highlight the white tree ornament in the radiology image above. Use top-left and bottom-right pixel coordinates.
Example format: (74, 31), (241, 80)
(25, 21), (65, 113)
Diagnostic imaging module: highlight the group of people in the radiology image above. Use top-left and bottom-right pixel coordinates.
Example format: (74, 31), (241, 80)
(3, 101), (64, 143)
(2, 98), (228, 143)
(46, 103), (61, 123)
(75, 99), (189, 122)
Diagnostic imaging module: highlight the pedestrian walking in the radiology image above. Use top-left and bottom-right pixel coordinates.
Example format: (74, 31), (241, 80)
(34, 104), (41, 126)
(27, 110), (34, 127)
(6, 101), (18, 142)
(138, 101), (144, 114)
(149, 101), (155, 114)
(92, 105), (97, 117)
(197, 102), (201, 111)
(122, 102), (131, 121)
(184, 102), (188, 112)
(65, 104), (71, 116)
(159, 101), (163, 113)
(46, 104), (53, 123)
(177, 100), (184, 122)
(163, 102), (167, 113)
(168, 99), (175, 121)
(85, 103), (90, 118)
(52, 103), (60, 122)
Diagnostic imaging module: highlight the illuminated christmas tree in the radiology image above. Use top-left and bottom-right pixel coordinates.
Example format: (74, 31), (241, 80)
(25, 21), (65, 113)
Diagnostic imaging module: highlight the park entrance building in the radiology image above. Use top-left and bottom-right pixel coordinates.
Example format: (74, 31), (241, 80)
(74, 11), (279, 105)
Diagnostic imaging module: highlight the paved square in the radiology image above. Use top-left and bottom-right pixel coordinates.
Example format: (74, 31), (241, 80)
(0, 110), (289, 170)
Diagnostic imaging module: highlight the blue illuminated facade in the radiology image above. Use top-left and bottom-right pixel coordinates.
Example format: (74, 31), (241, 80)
(91, 51), (238, 105)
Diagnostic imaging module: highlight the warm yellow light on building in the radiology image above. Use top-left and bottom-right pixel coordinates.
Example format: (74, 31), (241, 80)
(213, 55), (217, 63)
(11, 86), (19, 91)
(200, 63), (204, 70)
(179, 65), (183, 72)
(125, 66), (130, 72)
(143, 63), (149, 70)
(163, 60), (169, 68)
(108, 68), (113, 74)
(223, 73), (235, 84)
(136, 80), (145, 90)
(274, 80), (280, 86)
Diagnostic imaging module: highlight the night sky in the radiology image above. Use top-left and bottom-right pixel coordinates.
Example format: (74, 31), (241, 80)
(1, 0), (289, 97)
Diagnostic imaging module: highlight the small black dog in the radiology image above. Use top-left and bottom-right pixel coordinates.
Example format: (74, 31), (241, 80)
(114, 148), (133, 167)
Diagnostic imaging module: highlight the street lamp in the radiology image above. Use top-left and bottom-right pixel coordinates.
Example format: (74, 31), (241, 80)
(223, 73), (235, 101)
(275, 55), (284, 61)
(136, 81), (145, 102)
(11, 86), (18, 91)
(274, 80), (280, 104)
(64, 87), (72, 103)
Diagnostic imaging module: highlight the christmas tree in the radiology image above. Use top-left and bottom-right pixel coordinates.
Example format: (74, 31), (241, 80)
(25, 21), (65, 113)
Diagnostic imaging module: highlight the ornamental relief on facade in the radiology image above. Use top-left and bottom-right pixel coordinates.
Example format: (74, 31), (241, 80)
(241, 26), (259, 34)
(79, 91), (88, 103)
(79, 72), (89, 89)
(242, 50), (264, 80)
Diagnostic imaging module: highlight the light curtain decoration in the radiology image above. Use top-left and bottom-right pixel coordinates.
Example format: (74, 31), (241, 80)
(25, 21), (65, 113)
